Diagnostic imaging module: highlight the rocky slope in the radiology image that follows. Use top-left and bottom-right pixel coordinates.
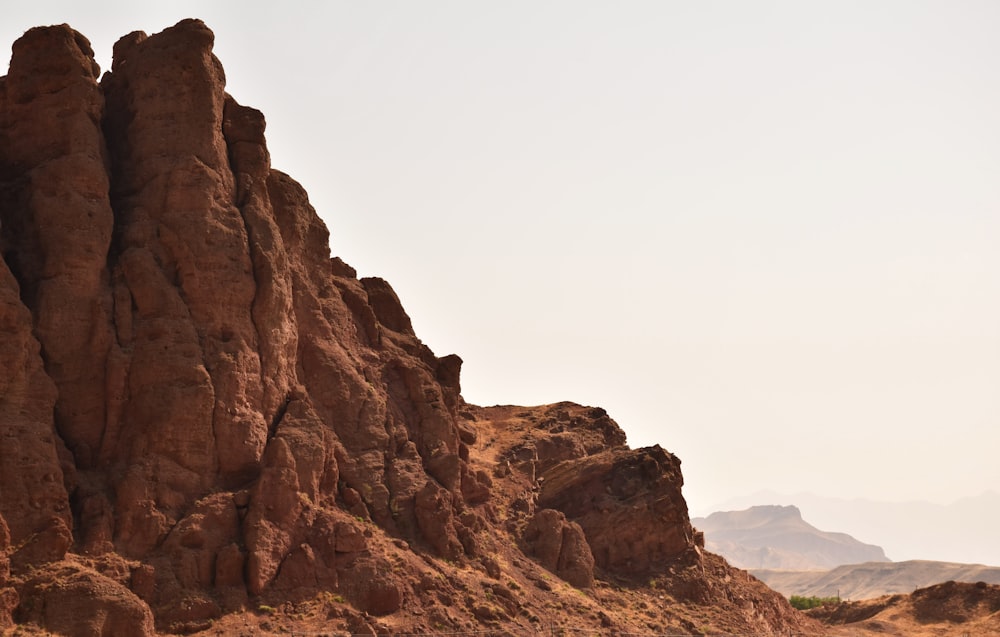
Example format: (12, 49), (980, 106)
(0, 20), (818, 635)
(692, 505), (889, 570)
(815, 581), (1000, 637)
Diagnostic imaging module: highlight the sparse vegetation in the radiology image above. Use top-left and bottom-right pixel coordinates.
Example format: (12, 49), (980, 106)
(789, 595), (840, 610)
(317, 591), (346, 604)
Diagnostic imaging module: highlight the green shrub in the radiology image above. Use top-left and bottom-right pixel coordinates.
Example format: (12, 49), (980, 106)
(789, 595), (840, 610)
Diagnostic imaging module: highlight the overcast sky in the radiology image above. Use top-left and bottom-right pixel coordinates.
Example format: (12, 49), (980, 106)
(4, 3), (999, 524)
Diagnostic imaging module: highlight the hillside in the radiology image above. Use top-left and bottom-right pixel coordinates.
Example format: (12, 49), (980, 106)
(692, 505), (888, 570)
(0, 20), (818, 636)
(755, 560), (1000, 600)
(815, 581), (1000, 637)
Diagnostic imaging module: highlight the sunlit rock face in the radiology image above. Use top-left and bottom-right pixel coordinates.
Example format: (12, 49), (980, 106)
(0, 19), (816, 637)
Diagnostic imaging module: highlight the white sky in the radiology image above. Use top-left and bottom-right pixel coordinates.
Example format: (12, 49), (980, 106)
(4, 2), (1000, 516)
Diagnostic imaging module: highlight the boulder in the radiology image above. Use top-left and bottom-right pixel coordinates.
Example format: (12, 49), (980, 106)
(539, 445), (699, 576)
(14, 561), (155, 637)
(523, 509), (595, 588)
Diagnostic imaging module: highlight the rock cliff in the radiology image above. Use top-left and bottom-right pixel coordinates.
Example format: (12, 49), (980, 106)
(0, 20), (817, 635)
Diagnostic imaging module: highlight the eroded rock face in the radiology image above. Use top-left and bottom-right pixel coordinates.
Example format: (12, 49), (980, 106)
(0, 18), (481, 631)
(0, 251), (72, 568)
(476, 403), (697, 579)
(0, 25), (113, 475)
(540, 445), (698, 576)
(15, 561), (155, 637)
(523, 508), (595, 588)
(101, 20), (266, 549)
(0, 19), (813, 637)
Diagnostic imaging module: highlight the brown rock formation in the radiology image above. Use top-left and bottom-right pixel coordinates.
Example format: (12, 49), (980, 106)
(0, 234), (73, 569)
(523, 508), (595, 588)
(14, 560), (155, 637)
(1, 20), (821, 636)
(477, 403), (696, 580)
(540, 445), (698, 575)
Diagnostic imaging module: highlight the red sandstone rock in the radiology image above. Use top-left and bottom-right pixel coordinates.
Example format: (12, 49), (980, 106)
(523, 508), (595, 588)
(0, 25), (114, 473)
(0, 247), (72, 568)
(0, 20), (820, 637)
(540, 445), (698, 575)
(14, 561), (155, 637)
(414, 481), (465, 560)
(101, 19), (267, 528)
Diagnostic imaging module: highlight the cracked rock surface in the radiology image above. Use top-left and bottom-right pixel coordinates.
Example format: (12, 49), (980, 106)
(0, 20), (819, 636)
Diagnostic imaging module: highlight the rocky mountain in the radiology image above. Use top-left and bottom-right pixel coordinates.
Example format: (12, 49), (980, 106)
(705, 490), (1000, 565)
(692, 505), (889, 570)
(755, 560), (1000, 600)
(0, 20), (818, 636)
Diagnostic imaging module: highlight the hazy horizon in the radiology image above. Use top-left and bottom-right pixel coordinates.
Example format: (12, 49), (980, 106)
(695, 487), (1000, 517)
(4, 2), (999, 559)
(694, 488), (1000, 566)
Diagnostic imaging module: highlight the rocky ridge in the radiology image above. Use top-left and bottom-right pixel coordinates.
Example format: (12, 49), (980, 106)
(0, 20), (817, 635)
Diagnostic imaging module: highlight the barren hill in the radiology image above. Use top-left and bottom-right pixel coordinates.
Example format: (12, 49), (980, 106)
(692, 505), (888, 570)
(815, 580), (1000, 637)
(0, 20), (818, 636)
(755, 560), (1000, 600)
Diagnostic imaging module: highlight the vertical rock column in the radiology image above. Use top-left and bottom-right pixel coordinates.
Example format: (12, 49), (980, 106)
(100, 19), (268, 554)
(222, 96), (299, 429)
(0, 25), (115, 471)
(0, 25), (99, 567)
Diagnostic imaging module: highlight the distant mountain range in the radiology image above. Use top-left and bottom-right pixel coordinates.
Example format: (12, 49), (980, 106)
(693, 498), (1000, 600)
(753, 560), (1000, 600)
(696, 490), (1000, 566)
(692, 505), (888, 570)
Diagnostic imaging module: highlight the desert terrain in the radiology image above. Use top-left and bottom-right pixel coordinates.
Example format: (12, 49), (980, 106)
(1, 18), (997, 637)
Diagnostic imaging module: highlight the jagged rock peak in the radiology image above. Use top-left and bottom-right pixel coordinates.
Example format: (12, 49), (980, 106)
(0, 20), (818, 636)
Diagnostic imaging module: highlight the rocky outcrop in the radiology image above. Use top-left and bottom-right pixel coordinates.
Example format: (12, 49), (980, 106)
(1, 20), (819, 637)
(1, 19), (474, 631)
(474, 404), (698, 580)
(0, 242), (72, 569)
(523, 508), (595, 588)
(14, 561), (155, 637)
(0, 25), (106, 573)
(540, 445), (699, 575)
(0, 24), (113, 475)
